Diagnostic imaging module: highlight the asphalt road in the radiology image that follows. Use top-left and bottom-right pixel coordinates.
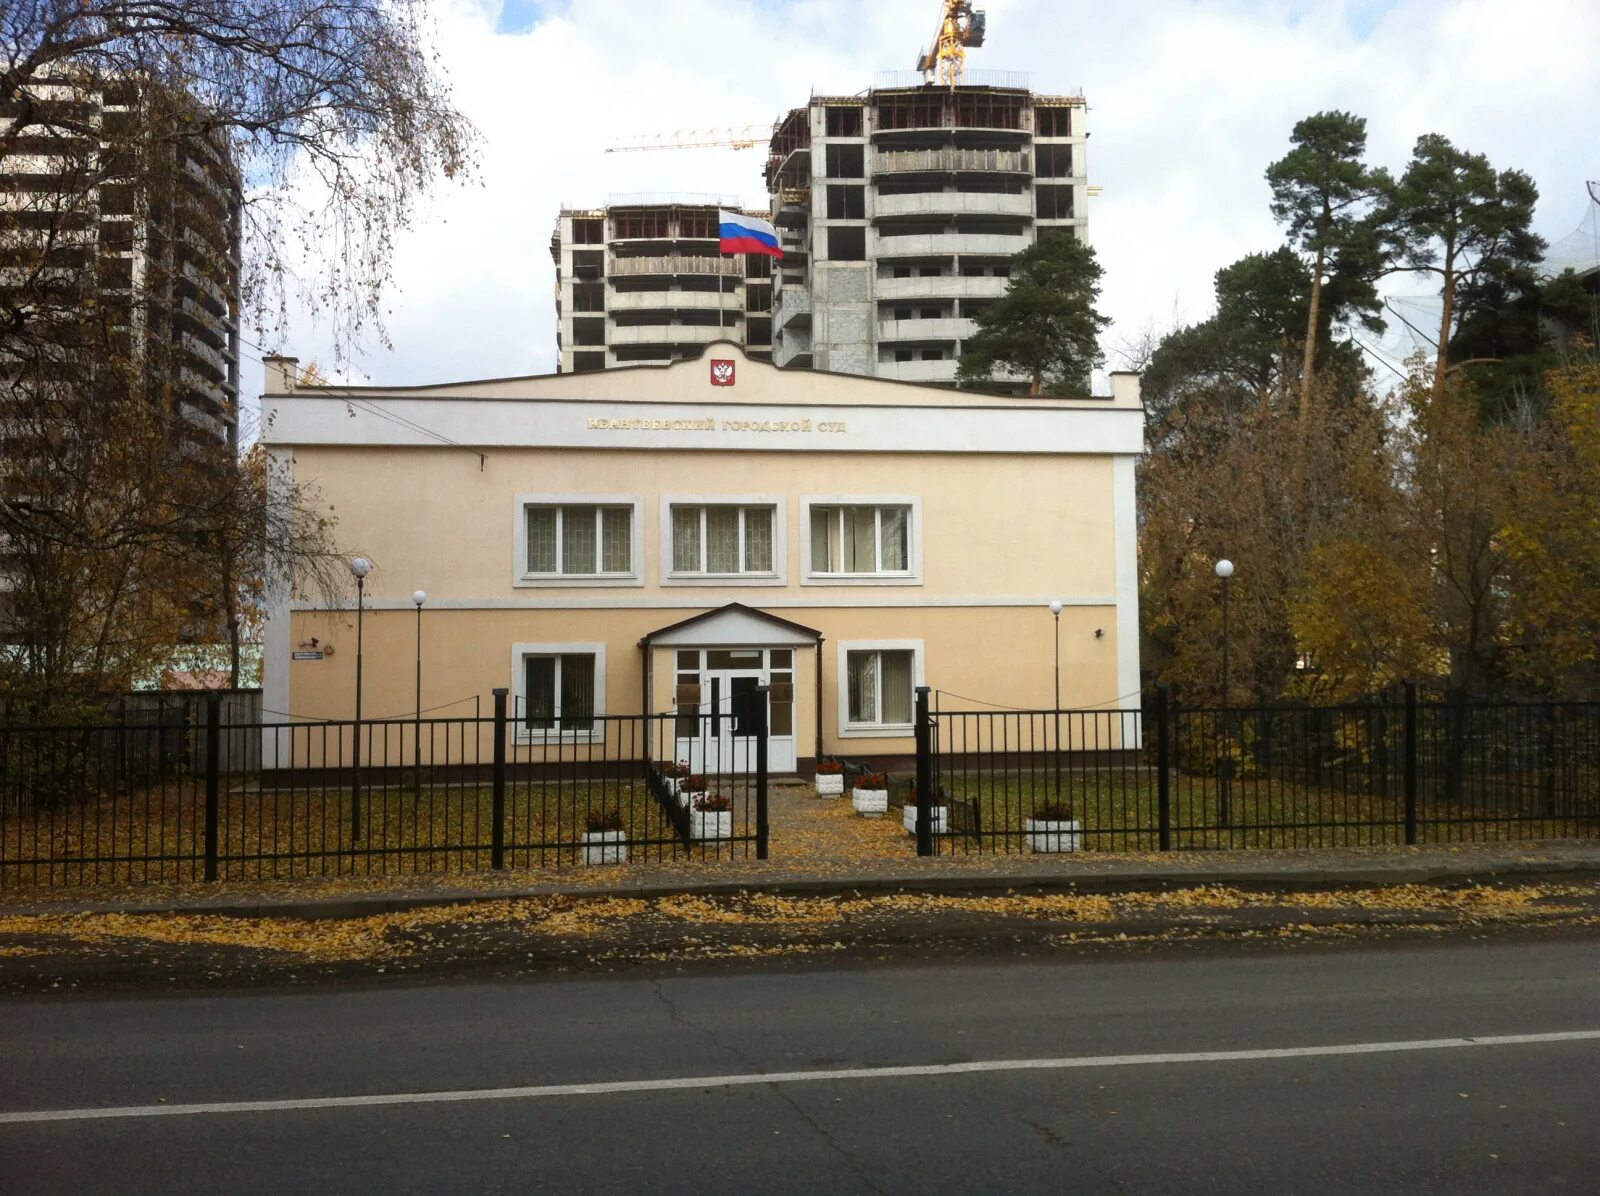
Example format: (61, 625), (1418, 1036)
(1, 935), (1596, 1194)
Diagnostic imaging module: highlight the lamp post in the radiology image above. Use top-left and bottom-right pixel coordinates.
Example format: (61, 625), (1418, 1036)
(1214, 558), (1234, 828)
(1049, 599), (1063, 803)
(412, 590), (427, 801)
(349, 556), (371, 844)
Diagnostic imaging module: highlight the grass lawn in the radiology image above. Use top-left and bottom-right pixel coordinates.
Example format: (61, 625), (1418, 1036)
(919, 768), (1599, 853)
(0, 775), (761, 887)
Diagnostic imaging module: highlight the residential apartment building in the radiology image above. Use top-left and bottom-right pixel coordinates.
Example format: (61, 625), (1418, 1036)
(549, 202), (773, 373)
(765, 80), (1088, 386)
(0, 71), (243, 445)
(260, 343), (1142, 772)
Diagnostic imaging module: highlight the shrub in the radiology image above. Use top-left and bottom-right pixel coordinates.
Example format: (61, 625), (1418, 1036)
(815, 759), (844, 774)
(1, 706), (100, 811)
(1032, 799), (1074, 821)
(693, 793), (732, 812)
(585, 808), (624, 833)
(856, 772), (887, 789)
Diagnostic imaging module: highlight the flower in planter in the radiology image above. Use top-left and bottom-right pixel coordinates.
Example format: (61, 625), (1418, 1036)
(814, 758), (846, 795)
(1033, 799), (1074, 822)
(851, 773), (889, 816)
(691, 792), (733, 841)
(585, 808), (624, 833)
(664, 761), (691, 778)
(1025, 798), (1081, 853)
(582, 807), (628, 865)
(684, 774), (709, 792)
(902, 793), (950, 834)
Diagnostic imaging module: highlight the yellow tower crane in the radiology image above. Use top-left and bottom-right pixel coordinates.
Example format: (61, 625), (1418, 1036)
(916, 0), (987, 87)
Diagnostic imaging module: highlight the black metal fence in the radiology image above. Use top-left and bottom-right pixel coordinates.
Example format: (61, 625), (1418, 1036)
(911, 685), (1600, 855)
(0, 687), (769, 888)
(6, 679), (1597, 884)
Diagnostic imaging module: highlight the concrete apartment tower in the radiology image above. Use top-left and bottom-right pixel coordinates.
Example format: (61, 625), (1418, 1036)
(765, 79), (1088, 386)
(549, 202), (774, 372)
(0, 72), (243, 446)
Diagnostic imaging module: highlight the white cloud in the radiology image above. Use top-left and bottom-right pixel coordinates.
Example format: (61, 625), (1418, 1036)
(268, 0), (1600, 390)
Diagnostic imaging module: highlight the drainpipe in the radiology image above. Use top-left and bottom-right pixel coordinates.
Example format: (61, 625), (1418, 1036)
(814, 634), (825, 766)
(639, 637), (652, 765)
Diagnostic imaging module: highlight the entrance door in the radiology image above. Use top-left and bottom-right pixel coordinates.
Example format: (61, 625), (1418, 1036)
(674, 648), (799, 774)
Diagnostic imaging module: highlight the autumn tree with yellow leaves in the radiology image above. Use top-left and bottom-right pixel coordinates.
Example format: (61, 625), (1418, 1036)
(1287, 352), (1600, 704)
(1500, 354), (1600, 696)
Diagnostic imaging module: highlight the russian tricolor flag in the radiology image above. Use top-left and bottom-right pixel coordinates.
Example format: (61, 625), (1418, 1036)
(719, 209), (783, 259)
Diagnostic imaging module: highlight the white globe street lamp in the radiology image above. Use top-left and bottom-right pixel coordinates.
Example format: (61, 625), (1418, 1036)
(1214, 558), (1236, 828)
(412, 590), (428, 799)
(1048, 599), (1064, 802)
(348, 556), (372, 842)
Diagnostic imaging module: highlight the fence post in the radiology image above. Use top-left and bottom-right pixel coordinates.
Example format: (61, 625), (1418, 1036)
(1403, 680), (1418, 846)
(755, 685), (770, 861)
(1155, 684), (1172, 852)
(491, 687), (507, 870)
(914, 685), (933, 857)
(204, 692), (221, 882)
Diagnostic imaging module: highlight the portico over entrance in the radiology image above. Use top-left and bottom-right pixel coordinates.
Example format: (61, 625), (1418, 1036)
(640, 603), (822, 775)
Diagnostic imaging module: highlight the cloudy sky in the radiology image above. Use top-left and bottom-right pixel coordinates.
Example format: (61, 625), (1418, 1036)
(266, 0), (1600, 392)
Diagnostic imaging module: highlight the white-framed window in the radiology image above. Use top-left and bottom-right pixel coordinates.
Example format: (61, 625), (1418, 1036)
(514, 494), (642, 587)
(659, 495), (787, 586)
(803, 497), (921, 585)
(836, 640), (923, 736)
(511, 642), (607, 742)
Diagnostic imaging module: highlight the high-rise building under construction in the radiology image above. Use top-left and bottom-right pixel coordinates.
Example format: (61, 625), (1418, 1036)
(0, 72), (243, 445)
(766, 77), (1087, 387)
(549, 201), (774, 373)
(551, 75), (1088, 387)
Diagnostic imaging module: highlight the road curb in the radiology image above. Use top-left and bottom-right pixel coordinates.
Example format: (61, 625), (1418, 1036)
(10, 851), (1595, 922)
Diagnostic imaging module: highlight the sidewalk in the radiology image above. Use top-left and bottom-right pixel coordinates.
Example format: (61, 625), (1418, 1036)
(3, 834), (1597, 921)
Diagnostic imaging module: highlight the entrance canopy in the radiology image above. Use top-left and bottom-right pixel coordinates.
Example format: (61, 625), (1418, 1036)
(640, 602), (821, 649)
(640, 604), (823, 766)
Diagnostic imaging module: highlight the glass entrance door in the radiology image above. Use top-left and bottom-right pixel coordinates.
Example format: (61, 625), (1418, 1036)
(674, 648), (799, 774)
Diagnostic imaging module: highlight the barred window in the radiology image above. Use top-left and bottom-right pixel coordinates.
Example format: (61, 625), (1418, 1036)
(522, 653), (596, 732)
(524, 505), (633, 577)
(670, 505), (775, 575)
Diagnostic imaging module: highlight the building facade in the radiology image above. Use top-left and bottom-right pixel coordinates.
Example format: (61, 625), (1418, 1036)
(550, 202), (773, 373)
(260, 344), (1141, 771)
(765, 82), (1088, 385)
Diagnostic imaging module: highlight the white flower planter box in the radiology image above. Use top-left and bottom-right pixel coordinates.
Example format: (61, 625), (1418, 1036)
(1025, 818), (1083, 853)
(680, 788), (705, 810)
(691, 809), (733, 840)
(851, 787), (889, 816)
(901, 804), (949, 835)
(661, 776), (680, 800)
(815, 772), (844, 796)
(581, 830), (628, 865)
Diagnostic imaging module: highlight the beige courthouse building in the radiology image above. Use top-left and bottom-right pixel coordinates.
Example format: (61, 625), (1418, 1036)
(260, 345), (1143, 772)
